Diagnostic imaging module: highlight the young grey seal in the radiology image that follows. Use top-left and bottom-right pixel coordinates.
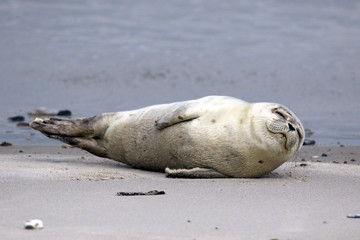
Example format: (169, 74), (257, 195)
(30, 96), (304, 178)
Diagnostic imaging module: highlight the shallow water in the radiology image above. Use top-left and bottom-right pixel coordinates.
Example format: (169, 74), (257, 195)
(1, 0), (359, 146)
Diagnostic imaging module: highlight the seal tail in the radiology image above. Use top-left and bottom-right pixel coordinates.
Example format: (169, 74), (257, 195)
(30, 116), (110, 158)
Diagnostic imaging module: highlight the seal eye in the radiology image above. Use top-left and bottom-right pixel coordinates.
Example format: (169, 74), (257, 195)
(275, 111), (287, 120)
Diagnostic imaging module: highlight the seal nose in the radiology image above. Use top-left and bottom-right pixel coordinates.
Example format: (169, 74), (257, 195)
(288, 123), (295, 132)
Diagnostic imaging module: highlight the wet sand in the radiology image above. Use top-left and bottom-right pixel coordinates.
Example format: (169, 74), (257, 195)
(1, 145), (360, 239)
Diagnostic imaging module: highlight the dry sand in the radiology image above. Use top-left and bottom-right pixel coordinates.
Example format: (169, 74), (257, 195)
(1, 145), (359, 240)
(1, 0), (360, 146)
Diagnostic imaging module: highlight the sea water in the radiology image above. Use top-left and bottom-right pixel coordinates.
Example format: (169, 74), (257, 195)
(1, 0), (359, 146)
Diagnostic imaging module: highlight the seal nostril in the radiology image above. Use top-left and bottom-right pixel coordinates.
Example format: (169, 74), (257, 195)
(297, 129), (302, 139)
(288, 123), (295, 132)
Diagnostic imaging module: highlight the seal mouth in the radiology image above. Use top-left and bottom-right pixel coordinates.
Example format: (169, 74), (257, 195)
(267, 121), (300, 150)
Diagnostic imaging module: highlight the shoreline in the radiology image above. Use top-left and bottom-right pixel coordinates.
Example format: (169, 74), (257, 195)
(1, 144), (359, 165)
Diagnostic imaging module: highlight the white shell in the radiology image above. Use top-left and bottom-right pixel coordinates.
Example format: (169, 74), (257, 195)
(24, 219), (44, 229)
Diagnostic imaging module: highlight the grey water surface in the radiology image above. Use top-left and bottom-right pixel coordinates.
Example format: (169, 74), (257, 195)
(1, 0), (359, 146)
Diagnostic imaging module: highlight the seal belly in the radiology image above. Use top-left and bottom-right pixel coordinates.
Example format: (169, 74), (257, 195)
(103, 100), (252, 173)
(103, 106), (188, 171)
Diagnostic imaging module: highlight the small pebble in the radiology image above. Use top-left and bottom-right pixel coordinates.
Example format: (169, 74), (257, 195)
(57, 110), (72, 116)
(347, 214), (360, 218)
(24, 219), (43, 230)
(28, 108), (58, 116)
(343, 161), (347, 164)
(321, 153), (327, 157)
(0, 141), (12, 147)
(351, 159), (356, 162)
(303, 139), (316, 146)
(117, 190), (165, 196)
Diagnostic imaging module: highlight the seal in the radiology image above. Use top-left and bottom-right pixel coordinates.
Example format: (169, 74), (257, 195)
(30, 96), (304, 178)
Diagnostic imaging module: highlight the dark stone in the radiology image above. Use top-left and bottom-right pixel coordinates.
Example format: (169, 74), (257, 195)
(0, 141), (12, 146)
(117, 190), (165, 196)
(303, 139), (316, 146)
(57, 110), (72, 116)
(8, 115), (25, 122)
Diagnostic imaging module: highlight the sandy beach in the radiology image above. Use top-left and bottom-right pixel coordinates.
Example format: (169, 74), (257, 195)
(1, 145), (360, 240)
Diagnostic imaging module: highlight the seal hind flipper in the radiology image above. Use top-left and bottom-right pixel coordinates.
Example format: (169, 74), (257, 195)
(30, 117), (96, 137)
(47, 134), (108, 158)
(165, 167), (228, 178)
(30, 117), (109, 158)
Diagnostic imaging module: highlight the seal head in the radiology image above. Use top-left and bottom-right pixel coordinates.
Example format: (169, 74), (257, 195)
(266, 105), (304, 152)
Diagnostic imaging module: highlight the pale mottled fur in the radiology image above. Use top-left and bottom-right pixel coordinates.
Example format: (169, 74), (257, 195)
(31, 96), (304, 178)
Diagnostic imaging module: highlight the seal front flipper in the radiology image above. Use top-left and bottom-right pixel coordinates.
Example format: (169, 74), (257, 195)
(155, 102), (202, 130)
(165, 167), (228, 178)
(30, 116), (110, 158)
